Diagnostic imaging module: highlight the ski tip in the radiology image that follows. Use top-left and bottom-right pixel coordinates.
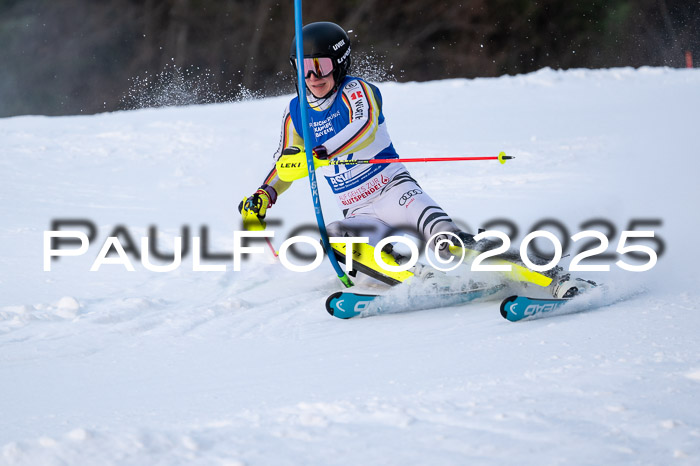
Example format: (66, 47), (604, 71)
(325, 291), (343, 316)
(499, 295), (518, 320)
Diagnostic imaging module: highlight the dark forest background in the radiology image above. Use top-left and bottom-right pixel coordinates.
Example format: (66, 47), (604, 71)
(1, 0), (698, 117)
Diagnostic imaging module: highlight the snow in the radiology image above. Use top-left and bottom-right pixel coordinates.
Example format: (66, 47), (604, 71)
(2, 66), (700, 465)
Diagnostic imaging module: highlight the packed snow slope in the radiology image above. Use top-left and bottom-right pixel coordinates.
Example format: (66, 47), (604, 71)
(1, 67), (700, 465)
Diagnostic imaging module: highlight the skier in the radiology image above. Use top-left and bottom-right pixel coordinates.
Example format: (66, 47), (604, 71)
(239, 21), (589, 298)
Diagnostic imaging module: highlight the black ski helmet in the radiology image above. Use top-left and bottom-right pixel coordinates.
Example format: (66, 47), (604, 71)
(289, 22), (351, 95)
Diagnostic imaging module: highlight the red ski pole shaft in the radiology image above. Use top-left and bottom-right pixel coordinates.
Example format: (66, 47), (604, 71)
(327, 152), (513, 166)
(369, 156), (499, 163)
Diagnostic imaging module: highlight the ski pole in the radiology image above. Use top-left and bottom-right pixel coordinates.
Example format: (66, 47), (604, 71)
(276, 151), (513, 182)
(293, 0), (353, 288)
(327, 152), (513, 166)
(241, 215), (279, 260)
(264, 237), (279, 259)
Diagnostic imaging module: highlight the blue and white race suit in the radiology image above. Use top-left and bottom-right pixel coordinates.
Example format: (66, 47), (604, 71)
(262, 76), (460, 254)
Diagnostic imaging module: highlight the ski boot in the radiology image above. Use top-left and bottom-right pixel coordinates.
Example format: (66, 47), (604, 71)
(551, 273), (598, 299)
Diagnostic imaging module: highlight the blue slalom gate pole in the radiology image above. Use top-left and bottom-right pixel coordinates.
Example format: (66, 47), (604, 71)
(293, 1), (353, 288)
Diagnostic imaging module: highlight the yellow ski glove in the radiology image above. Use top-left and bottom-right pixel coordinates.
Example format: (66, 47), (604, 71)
(238, 186), (275, 231)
